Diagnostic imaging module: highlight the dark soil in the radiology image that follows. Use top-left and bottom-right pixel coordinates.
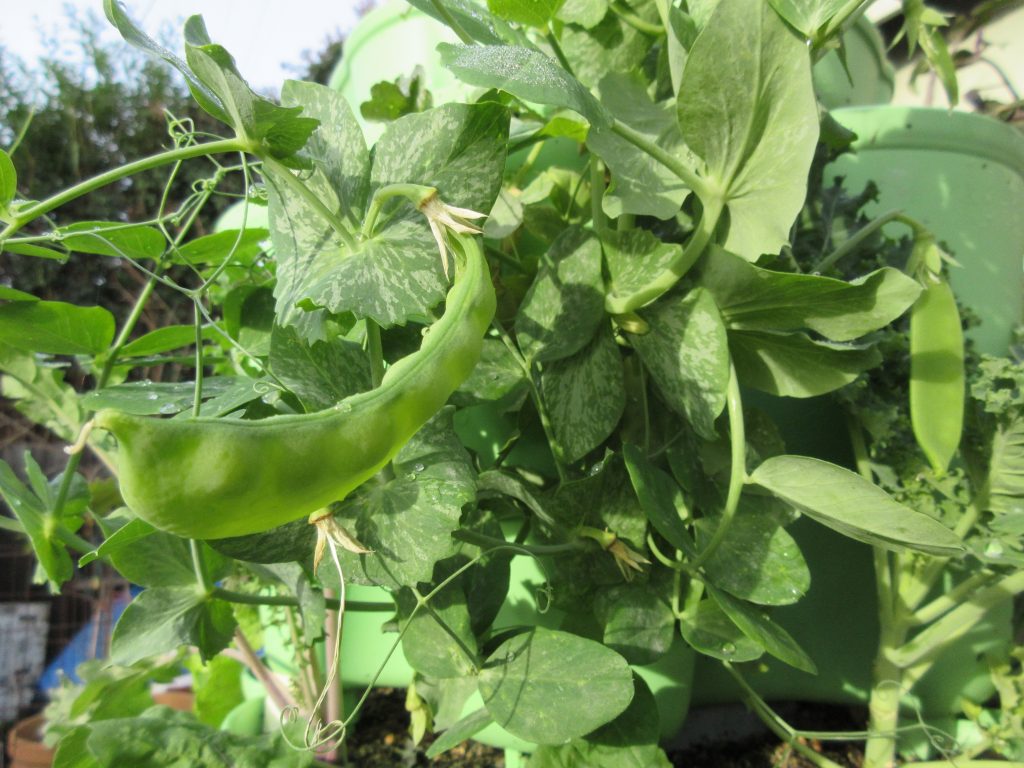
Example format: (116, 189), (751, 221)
(343, 688), (867, 767)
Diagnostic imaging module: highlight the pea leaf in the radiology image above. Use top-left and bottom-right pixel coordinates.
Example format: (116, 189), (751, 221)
(103, 0), (229, 124)
(767, 0), (849, 39)
(622, 444), (696, 556)
(561, 2), (659, 86)
(516, 226), (605, 363)
(452, 338), (528, 407)
(478, 627), (634, 744)
(488, 0), (562, 27)
(81, 376), (256, 416)
(439, 44), (611, 128)
(627, 287), (729, 440)
(558, 0), (609, 28)
(541, 326), (626, 463)
(107, 530), (230, 588)
(184, 654), (244, 728)
(406, 0), (517, 45)
(425, 707), (495, 758)
(0, 459), (75, 587)
(118, 325), (218, 358)
(531, 677), (672, 767)
(170, 229), (269, 266)
(207, 517), (316, 564)
(1, 242), (67, 260)
(330, 409), (477, 588)
(678, 598), (764, 662)
(707, 584), (816, 673)
(0, 147), (16, 208)
(699, 247), (922, 341)
(398, 581), (478, 678)
(266, 82), (367, 338)
(750, 455), (966, 555)
(698, 496), (810, 606)
(81, 707), (317, 768)
(57, 221), (165, 260)
(80, 517), (155, 567)
(182, 18), (317, 160)
(0, 300), (115, 355)
(111, 586), (236, 665)
(269, 324), (370, 412)
(729, 330), (881, 398)
(371, 100), (510, 220)
(678, 0), (818, 260)
(587, 73), (692, 220)
(602, 229), (683, 314)
(282, 80), (370, 224)
(595, 584), (675, 665)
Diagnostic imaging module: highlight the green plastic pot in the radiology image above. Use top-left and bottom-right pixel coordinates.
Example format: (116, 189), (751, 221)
(826, 106), (1024, 355)
(692, 107), (1024, 718)
(327, 0), (475, 144)
(812, 15), (894, 109)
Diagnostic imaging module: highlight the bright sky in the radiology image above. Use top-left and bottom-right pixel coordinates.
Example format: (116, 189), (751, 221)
(0, 0), (368, 93)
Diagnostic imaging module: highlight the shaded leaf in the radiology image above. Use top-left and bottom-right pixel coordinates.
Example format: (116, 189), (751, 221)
(439, 44), (610, 128)
(628, 287), (729, 439)
(478, 627), (634, 743)
(0, 301), (114, 355)
(541, 326), (625, 463)
(595, 584), (675, 665)
(678, 0), (818, 259)
(679, 598), (764, 662)
(750, 455), (965, 556)
(269, 324), (370, 412)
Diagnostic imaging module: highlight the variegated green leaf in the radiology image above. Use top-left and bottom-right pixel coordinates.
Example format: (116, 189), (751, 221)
(627, 288), (729, 440)
(541, 326), (625, 463)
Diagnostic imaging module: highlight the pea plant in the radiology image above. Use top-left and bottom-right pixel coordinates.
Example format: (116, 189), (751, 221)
(0, 0), (1020, 767)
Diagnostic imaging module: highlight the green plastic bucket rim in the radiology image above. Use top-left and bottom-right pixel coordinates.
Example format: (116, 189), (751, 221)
(831, 106), (1024, 179)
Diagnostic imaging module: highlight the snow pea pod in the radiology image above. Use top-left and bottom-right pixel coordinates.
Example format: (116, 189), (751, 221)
(96, 234), (495, 539)
(909, 273), (964, 476)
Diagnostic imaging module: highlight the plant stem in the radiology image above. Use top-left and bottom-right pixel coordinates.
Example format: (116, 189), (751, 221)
(261, 155), (357, 250)
(429, 0), (475, 44)
(723, 662), (848, 768)
(0, 138), (252, 242)
(814, 209), (903, 273)
(910, 571), (997, 625)
(451, 529), (586, 555)
(361, 182), (435, 239)
(210, 587), (393, 613)
(232, 629), (296, 712)
(609, 118), (710, 200)
(190, 539), (210, 593)
(366, 320), (385, 389)
(191, 301), (205, 418)
(545, 29), (575, 77)
(608, 1), (664, 35)
(888, 570), (1024, 670)
(605, 196), (723, 314)
(590, 156), (608, 236)
(691, 362), (744, 570)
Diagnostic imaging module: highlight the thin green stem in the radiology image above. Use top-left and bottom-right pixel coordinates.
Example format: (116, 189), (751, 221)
(608, 1), (664, 35)
(361, 183), (435, 239)
(814, 209), (904, 273)
(910, 571), (996, 626)
(211, 587), (392, 613)
(192, 302), (205, 418)
(590, 156), (607, 236)
(261, 156), (357, 250)
(609, 118), (709, 199)
(723, 662), (847, 768)
(429, 0), (475, 44)
(0, 137), (252, 242)
(190, 539), (210, 593)
(366, 320), (385, 389)
(605, 196), (723, 314)
(452, 529), (585, 555)
(690, 362), (744, 570)
(888, 570), (1024, 669)
(545, 30), (574, 76)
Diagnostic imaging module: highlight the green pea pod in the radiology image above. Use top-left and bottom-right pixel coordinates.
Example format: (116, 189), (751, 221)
(909, 274), (964, 476)
(96, 234), (495, 540)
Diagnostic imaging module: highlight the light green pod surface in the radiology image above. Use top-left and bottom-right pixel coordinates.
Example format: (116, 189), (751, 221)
(910, 275), (964, 476)
(96, 236), (495, 540)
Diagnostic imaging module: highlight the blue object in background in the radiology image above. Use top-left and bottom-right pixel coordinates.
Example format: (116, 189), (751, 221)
(38, 586), (139, 692)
